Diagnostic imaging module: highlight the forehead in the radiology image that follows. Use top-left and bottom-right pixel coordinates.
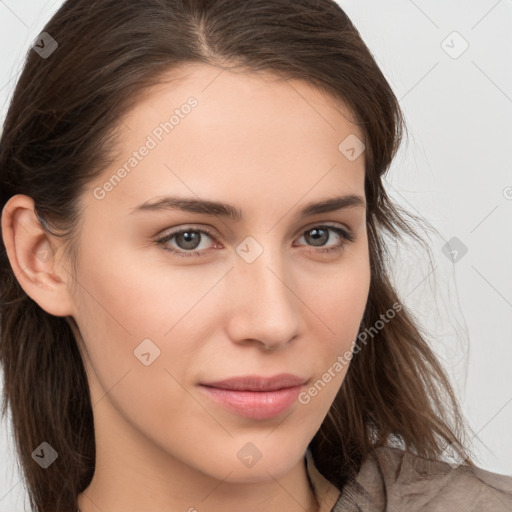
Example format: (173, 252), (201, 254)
(129, 62), (362, 141)
(84, 63), (366, 218)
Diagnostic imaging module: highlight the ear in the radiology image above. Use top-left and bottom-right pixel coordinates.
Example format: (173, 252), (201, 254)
(1, 194), (76, 317)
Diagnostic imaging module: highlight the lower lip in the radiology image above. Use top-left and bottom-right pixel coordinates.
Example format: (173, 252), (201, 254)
(198, 384), (304, 420)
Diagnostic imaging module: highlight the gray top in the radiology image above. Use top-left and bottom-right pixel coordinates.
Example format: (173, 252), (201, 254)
(305, 445), (512, 512)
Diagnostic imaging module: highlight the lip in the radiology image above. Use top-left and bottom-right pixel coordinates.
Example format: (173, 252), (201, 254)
(198, 374), (308, 420)
(200, 373), (308, 391)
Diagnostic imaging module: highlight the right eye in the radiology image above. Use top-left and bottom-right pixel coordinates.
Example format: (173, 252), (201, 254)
(155, 226), (219, 258)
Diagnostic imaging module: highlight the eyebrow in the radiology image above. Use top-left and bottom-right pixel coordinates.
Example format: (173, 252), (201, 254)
(130, 194), (366, 221)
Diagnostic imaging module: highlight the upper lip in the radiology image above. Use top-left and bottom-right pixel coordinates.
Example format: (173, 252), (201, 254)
(200, 373), (308, 391)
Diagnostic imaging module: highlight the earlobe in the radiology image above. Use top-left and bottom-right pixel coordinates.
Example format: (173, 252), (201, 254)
(1, 194), (76, 317)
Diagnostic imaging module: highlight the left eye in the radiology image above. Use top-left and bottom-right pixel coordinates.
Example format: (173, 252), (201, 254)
(155, 225), (355, 258)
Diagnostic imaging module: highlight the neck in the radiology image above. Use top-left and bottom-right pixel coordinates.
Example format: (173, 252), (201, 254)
(77, 391), (320, 512)
(78, 457), (319, 512)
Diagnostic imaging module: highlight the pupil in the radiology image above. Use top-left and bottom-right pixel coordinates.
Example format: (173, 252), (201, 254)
(308, 228), (327, 247)
(179, 231), (200, 249)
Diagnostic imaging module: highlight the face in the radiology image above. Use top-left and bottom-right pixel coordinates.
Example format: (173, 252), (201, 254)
(67, 63), (370, 485)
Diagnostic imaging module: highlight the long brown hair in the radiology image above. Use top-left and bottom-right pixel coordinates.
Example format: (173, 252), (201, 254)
(0, 1), (475, 511)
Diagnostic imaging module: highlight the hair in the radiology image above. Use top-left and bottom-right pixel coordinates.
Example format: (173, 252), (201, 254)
(0, 1), (476, 511)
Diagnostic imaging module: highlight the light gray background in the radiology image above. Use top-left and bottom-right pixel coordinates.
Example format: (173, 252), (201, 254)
(1, 0), (511, 510)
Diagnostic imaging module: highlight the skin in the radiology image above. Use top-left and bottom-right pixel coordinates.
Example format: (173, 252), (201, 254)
(2, 62), (370, 512)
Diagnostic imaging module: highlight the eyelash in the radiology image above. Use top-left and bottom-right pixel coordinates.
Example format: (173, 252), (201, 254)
(155, 224), (355, 258)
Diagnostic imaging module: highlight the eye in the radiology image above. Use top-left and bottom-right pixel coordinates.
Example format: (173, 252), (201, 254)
(295, 224), (355, 255)
(155, 227), (218, 258)
(155, 224), (355, 258)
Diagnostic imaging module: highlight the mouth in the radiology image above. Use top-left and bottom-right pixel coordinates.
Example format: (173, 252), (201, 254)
(198, 373), (308, 420)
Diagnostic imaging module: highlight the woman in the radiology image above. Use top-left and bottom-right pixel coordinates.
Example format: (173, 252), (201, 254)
(1, 1), (511, 511)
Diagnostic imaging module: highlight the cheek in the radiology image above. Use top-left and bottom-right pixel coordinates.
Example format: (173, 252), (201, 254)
(302, 253), (370, 334)
(69, 246), (175, 398)
(74, 237), (216, 340)
(71, 238), (219, 391)
(71, 252), (201, 437)
(300, 256), (370, 399)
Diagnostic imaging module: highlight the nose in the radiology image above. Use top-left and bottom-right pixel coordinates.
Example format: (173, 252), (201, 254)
(224, 248), (302, 351)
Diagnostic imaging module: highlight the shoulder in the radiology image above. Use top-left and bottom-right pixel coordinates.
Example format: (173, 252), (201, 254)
(333, 445), (512, 512)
